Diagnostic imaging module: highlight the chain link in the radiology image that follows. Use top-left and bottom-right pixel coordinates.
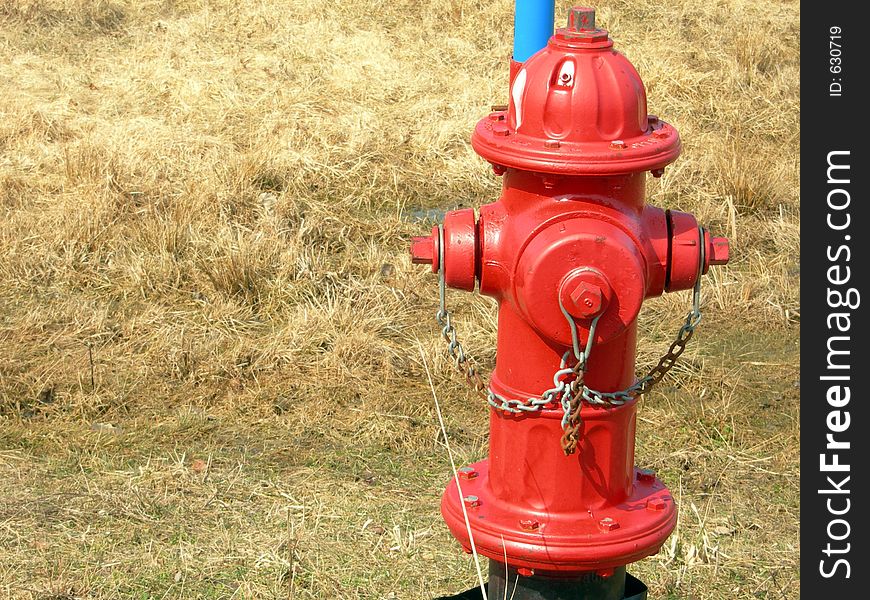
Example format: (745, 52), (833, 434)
(431, 224), (708, 456)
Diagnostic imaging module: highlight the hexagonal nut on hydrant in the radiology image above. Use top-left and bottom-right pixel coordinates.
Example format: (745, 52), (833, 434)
(598, 517), (620, 532)
(463, 495), (481, 509)
(519, 519), (540, 531)
(570, 282), (604, 318)
(457, 466), (478, 480)
(646, 498), (668, 512)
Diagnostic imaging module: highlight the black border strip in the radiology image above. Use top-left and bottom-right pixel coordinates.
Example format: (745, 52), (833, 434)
(802, 3), (869, 596)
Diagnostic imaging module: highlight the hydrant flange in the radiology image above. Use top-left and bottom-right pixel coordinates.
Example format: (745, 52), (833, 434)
(443, 461), (676, 571)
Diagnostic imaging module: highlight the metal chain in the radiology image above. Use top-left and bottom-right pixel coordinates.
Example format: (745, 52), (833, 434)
(560, 241), (704, 454)
(486, 312), (600, 415)
(432, 224), (707, 456)
(435, 225), (592, 413)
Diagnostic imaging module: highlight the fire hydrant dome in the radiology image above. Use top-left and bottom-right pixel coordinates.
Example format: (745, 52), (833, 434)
(472, 19), (681, 176)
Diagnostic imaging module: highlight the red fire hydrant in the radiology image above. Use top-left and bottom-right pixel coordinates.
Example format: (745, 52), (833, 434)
(412, 7), (728, 599)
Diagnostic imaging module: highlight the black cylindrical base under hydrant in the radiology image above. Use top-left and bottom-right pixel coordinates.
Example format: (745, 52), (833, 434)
(436, 561), (648, 600)
(488, 563), (632, 600)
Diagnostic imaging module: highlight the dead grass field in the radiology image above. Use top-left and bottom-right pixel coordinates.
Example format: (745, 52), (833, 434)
(0, 0), (799, 598)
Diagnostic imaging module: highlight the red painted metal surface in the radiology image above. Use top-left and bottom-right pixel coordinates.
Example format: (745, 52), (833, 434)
(411, 6), (729, 576)
(473, 18), (681, 177)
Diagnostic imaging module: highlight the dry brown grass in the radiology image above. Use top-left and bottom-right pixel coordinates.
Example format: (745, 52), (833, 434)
(1, 0), (798, 598)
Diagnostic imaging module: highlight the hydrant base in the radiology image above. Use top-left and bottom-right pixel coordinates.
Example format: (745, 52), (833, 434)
(487, 563), (630, 600)
(434, 567), (648, 600)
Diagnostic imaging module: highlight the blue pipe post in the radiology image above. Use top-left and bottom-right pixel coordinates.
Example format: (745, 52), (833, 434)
(513, 0), (556, 63)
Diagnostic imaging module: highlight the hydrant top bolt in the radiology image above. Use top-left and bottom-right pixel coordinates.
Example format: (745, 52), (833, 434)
(568, 7), (596, 31)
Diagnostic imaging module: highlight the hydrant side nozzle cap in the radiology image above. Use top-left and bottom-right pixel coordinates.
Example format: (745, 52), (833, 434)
(410, 227), (439, 273)
(707, 235), (730, 267)
(410, 237), (433, 264)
